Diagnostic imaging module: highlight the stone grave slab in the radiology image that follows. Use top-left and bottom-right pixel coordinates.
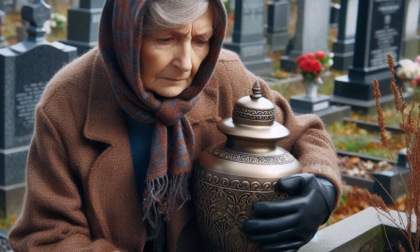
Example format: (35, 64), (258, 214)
(402, 0), (420, 59)
(280, 0), (330, 72)
(301, 207), (414, 251)
(0, 0), (25, 13)
(290, 93), (351, 126)
(0, 0), (77, 217)
(223, 0), (273, 76)
(62, 0), (105, 55)
(290, 93), (331, 113)
(0, 11), (7, 48)
(338, 150), (408, 205)
(266, 0), (291, 52)
(329, 3), (340, 27)
(331, 0), (358, 71)
(331, 0), (408, 114)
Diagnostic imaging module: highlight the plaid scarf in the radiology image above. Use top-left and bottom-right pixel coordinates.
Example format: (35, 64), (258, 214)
(98, 0), (226, 233)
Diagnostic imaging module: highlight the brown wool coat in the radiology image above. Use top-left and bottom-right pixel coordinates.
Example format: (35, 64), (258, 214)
(9, 48), (341, 251)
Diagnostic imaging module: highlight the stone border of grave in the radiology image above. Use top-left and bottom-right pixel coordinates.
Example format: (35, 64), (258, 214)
(300, 207), (416, 251)
(0, 230), (11, 252)
(338, 150), (408, 205)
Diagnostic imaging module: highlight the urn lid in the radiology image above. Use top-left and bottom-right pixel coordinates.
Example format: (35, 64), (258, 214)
(217, 81), (290, 140)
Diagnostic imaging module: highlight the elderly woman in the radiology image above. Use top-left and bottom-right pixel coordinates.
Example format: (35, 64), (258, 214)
(9, 0), (341, 251)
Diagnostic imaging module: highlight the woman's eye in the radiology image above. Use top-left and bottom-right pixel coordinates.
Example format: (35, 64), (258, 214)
(157, 37), (173, 44)
(194, 38), (209, 46)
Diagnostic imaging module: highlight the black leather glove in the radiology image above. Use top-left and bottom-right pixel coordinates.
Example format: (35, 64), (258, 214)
(242, 173), (336, 252)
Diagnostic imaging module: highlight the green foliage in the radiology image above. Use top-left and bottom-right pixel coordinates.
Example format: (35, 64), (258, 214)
(50, 12), (67, 31)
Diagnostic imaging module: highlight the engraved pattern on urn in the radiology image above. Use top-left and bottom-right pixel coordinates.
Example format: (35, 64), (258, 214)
(193, 82), (301, 252)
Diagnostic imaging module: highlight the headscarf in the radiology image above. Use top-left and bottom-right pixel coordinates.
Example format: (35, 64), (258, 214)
(98, 0), (226, 233)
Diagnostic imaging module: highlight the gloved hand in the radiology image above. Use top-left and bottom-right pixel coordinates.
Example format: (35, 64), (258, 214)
(242, 173), (336, 252)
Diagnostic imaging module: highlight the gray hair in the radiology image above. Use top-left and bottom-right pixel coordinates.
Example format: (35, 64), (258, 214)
(143, 0), (220, 33)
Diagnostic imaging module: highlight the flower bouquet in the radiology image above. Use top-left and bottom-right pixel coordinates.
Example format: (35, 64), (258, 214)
(396, 57), (420, 102)
(296, 51), (333, 99)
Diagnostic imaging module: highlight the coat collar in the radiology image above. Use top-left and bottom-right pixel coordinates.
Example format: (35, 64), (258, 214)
(83, 49), (127, 145)
(80, 49), (147, 244)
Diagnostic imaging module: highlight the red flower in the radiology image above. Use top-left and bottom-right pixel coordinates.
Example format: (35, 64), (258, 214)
(295, 51), (332, 81)
(311, 61), (322, 76)
(296, 53), (315, 65)
(410, 75), (420, 87)
(314, 50), (326, 60)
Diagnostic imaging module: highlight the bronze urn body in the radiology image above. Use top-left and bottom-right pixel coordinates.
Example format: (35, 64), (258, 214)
(193, 82), (302, 252)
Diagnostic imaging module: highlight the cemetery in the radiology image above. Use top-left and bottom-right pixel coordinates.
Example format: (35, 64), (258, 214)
(0, 0), (419, 251)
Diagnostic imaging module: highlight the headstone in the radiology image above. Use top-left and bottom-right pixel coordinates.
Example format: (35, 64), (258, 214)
(402, 0), (420, 60)
(0, 0), (25, 13)
(396, 148), (407, 168)
(0, 0), (77, 218)
(418, 2), (420, 57)
(266, 0), (291, 53)
(0, 0), (12, 12)
(280, 0), (331, 72)
(223, 0), (274, 76)
(61, 0), (105, 56)
(331, 0), (407, 114)
(71, 0), (80, 7)
(0, 11), (8, 48)
(329, 3), (340, 27)
(16, 20), (28, 43)
(331, 0), (359, 71)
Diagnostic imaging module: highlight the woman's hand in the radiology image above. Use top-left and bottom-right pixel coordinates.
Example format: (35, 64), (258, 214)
(242, 173), (336, 251)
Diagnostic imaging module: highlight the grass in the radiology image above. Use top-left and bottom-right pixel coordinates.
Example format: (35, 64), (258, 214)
(327, 122), (405, 159)
(349, 105), (419, 127)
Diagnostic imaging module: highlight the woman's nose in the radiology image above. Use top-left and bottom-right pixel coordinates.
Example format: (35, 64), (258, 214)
(172, 43), (192, 72)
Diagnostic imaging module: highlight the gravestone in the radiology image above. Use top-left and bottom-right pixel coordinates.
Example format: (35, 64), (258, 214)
(331, 0), (359, 71)
(16, 20), (28, 43)
(0, 11), (8, 48)
(71, 0), (80, 7)
(402, 0), (420, 60)
(280, 0), (330, 72)
(331, 0), (407, 114)
(329, 3), (340, 27)
(0, 0), (77, 217)
(266, 0), (291, 53)
(0, 0), (25, 13)
(396, 148), (407, 168)
(223, 0), (274, 76)
(61, 0), (105, 55)
(0, 0), (12, 12)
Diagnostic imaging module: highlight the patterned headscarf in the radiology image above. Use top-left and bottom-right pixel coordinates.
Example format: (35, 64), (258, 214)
(98, 0), (226, 232)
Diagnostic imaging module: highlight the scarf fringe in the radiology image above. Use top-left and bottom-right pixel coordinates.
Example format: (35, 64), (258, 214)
(143, 173), (191, 236)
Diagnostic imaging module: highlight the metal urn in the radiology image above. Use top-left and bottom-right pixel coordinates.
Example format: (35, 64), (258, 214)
(193, 82), (302, 252)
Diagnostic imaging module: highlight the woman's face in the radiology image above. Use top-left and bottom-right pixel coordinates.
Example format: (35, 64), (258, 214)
(141, 10), (214, 97)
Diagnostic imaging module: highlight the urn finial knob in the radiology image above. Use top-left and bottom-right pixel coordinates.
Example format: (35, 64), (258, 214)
(250, 81), (262, 100)
(219, 81), (289, 141)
